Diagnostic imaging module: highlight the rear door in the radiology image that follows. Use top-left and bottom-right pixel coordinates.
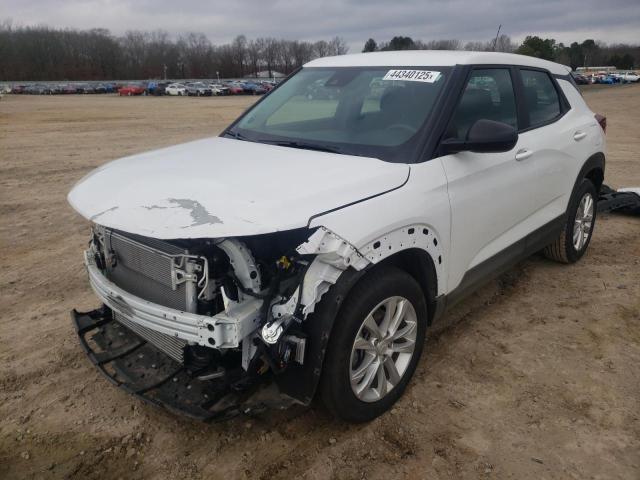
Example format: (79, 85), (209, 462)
(441, 67), (539, 292)
(515, 68), (599, 229)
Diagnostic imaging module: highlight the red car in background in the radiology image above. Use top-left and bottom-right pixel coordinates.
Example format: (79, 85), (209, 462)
(118, 84), (145, 96)
(226, 84), (244, 95)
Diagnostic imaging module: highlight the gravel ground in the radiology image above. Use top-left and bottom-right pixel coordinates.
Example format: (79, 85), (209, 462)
(0, 86), (639, 479)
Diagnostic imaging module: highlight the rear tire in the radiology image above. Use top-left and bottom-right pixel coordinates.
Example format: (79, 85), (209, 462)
(320, 267), (427, 423)
(544, 178), (597, 264)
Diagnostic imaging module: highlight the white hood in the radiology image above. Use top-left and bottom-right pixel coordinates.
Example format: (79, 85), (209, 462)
(68, 137), (409, 239)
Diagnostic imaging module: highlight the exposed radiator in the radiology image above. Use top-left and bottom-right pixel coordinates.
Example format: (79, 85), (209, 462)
(104, 229), (189, 311)
(114, 312), (187, 363)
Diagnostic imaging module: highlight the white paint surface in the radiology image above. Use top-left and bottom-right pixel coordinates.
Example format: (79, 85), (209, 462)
(68, 137), (409, 239)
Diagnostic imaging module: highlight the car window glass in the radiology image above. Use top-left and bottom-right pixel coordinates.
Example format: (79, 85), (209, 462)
(520, 69), (561, 127)
(238, 67), (448, 150)
(447, 68), (517, 140)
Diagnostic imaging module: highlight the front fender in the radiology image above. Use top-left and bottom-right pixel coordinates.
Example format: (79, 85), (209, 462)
(275, 266), (368, 404)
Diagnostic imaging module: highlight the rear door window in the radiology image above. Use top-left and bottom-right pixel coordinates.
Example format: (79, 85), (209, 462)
(519, 69), (561, 128)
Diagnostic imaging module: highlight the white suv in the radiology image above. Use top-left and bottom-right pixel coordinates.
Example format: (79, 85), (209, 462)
(165, 83), (187, 96)
(69, 51), (606, 422)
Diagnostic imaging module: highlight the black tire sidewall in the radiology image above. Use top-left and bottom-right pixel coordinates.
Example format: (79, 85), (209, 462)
(321, 266), (427, 422)
(564, 179), (597, 262)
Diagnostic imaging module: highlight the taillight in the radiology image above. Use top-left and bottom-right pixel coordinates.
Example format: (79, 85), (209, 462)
(595, 113), (606, 134)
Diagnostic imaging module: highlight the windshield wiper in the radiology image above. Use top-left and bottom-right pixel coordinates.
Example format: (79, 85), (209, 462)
(259, 140), (342, 154)
(224, 129), (251, 141)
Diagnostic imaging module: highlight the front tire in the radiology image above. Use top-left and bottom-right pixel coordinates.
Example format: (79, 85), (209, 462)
(544, 178), (597, 263)
(320, 267), (427, 422)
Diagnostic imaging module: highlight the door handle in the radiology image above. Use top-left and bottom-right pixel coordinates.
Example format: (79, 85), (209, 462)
(573, 131), (587, 141)
(515, 149), (533, 161)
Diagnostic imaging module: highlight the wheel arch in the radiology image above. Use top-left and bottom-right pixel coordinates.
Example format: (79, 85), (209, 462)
(275, 246), (440, 405)
(373, 248), (438, 325)
(578, 152), (605, 193)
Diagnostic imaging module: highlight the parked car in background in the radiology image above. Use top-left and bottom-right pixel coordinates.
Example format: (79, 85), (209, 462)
(225, 83), (244, 95)
(33, 84), (54, 94)
(241, 82), (269, 94)
(596, 75), (614, 85)
(11, 85), (26, 94)
(186, 82), (213, 96)
(240, 82), (260, 94)
(260, 82), (275, 92)
(612, 72), (640, 83)
(147, 82), (170, 96)
(118, 84), (146, 96)
(209, 83), (230, 96)
(94, 84), (108, 94)
(63, 84), (79, 94)
(253, 84), (269, 95)
(165, 83), (187, 96)
(76, 84), (97, 94)
(571, 73), (590, 85)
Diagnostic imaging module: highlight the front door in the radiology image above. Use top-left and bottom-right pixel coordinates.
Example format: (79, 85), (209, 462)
(441, 67), (538, 292)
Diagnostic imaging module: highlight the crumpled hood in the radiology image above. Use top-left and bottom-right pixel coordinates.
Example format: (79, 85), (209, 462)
(68, 137), (409, 239)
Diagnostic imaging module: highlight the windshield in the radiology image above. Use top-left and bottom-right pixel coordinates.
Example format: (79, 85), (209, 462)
(230, 66), (450, 162)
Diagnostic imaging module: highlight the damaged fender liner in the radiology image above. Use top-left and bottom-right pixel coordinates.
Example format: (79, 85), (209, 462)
(72, 307), (289, 422)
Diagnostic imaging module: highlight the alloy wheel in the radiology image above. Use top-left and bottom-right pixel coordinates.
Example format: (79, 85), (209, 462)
(349, 296), (418, 402)
(573, 192), (594, 251)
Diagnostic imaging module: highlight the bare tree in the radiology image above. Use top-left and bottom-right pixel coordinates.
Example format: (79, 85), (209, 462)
(494, 34), (516, 53)
(328, 36), (349, 55)
(246, 39), (262, 77)
(231, 35), (247, 77)
(262, 37), (278, 77)
(314, 40), (330, 57)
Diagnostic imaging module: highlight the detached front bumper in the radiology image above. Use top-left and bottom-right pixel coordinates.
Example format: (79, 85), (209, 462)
(71, 307), (282, 421)
(84, 250), (262, 349)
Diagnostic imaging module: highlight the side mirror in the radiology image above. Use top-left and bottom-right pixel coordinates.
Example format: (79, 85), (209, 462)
(441, 119), (518, 154)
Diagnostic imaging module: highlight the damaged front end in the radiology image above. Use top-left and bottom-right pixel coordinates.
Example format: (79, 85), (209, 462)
(73, 225), (369, 420)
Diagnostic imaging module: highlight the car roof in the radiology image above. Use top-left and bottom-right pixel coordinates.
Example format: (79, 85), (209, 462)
(305, 50), (570, 75)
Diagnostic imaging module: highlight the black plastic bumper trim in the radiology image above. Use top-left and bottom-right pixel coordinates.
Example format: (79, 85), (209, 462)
(71, 307), (250, 422)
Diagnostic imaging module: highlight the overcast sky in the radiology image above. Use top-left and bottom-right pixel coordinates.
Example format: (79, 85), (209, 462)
(4, 0), (639, 50)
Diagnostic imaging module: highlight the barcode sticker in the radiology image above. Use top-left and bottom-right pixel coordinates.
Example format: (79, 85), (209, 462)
(382, 70), (441, 83)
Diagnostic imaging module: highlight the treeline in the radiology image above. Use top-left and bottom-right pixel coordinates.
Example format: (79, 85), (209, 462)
(516, 37), (639, 70)
(363, 35), (517, 53)
(363, 35), (639, 70)
(3, 20), (639, 82)
(0, 22), (348, 81)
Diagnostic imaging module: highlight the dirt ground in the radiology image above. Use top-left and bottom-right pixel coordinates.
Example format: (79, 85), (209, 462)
(1, 86), (639, 480)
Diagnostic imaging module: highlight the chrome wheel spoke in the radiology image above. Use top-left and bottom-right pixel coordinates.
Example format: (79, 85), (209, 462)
(353, 336), (376, 351)
(386, 299), (407, 337)
(390, 321), (416, 342)
(351, 352), (376, 382)
(573, 226), (581, 246)
(375, 361), (387, 397)
(584, 195), (593, 215)
(383, 356), (401, 386)
(354, 360), (379, 395)
(379, 297), (397, 335)
(388, 339), (416, 354)
(363, 314), (382, 339)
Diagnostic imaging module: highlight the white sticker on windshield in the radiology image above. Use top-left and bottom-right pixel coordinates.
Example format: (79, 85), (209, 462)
(382, 70), (441, 83)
